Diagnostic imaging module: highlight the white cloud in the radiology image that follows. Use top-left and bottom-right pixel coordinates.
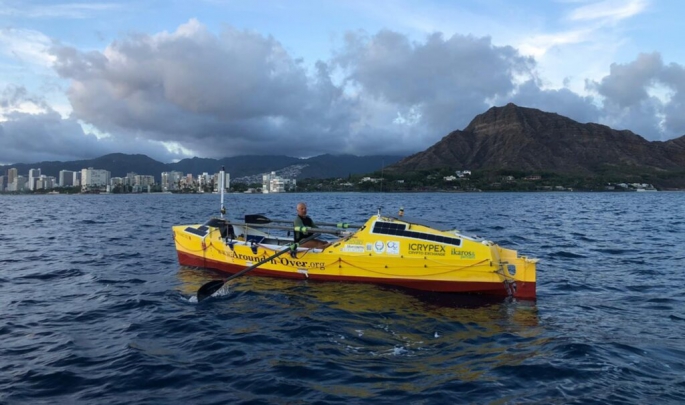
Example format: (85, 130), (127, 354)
(334, 30), (536, 136)
(0, 85), (183, 164)
(517, 28), (594, 59)
(46, 22), (552, 158)
(510, 0), (651, 100)
(0, 28), (56, 67)
(0, 85), (50, 118)
(588, 52), (685, 139)
(567, 0), (648, 23)
(2, 6), (684, 166)
(0, 1), (120, 19)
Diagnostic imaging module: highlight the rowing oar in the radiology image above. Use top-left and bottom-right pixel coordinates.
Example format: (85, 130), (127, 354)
(244, 214), (363, 229)
(230, 221), (345, 236)
(195, 233), (321, 302)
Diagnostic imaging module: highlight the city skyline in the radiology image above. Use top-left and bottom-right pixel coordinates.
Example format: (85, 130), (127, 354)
(0, 166), (239, 193)
(0, 163), (312, 194)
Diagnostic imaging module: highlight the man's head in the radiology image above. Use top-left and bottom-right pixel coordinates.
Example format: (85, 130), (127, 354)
(297, 202), (307, 217)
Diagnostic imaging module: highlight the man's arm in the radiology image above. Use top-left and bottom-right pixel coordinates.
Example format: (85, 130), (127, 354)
(294, 216), (304, 228)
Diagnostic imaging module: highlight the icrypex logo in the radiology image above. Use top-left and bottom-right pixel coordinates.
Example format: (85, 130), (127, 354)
(408, 243), (446, 256)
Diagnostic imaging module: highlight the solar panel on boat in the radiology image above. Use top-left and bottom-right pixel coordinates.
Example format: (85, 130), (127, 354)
(185, 226), (209, 237)
(372, 222), (461, 246)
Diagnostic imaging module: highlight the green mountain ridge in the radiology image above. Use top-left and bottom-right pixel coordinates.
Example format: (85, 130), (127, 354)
(0, 153), (404, 182)
(5, 103), (685, 188)
(386, 103), (685, 188)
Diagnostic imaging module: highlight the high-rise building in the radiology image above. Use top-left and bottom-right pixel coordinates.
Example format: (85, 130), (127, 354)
(134, 175), (155, 187)
(9, 175), (26, 192)
(46, 176), (56, 189)
(81, 167), (111, 190)
(262, 172), (295, 193)
(28, 168), (41, 191)
(7, 168), (17, 186)
(161, 171), (184, 191)
(35, 176), (55, 190)
(0, 175), (5, 192)
(198, 172), (211, 190)
(213, 172), (231, 192)
(59, 170), (75, 187)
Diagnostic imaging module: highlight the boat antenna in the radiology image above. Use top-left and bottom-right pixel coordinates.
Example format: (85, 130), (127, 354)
(377, 160), (384, 217)
(219, 166), (226, 218)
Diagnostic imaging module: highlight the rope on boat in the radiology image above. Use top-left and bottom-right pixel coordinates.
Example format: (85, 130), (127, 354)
(252, 244), (341, 268)
(176, 232), (514, 282)
(423, 256), (489, 269)
(334, 257), (491, 278)
(173, 234), (209, 253)
(180, 234), (495, 278)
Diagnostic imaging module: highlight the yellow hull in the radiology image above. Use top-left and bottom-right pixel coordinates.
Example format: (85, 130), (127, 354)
(173, 215), (537, 299)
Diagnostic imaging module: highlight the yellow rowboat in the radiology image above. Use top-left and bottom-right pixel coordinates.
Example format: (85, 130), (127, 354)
(173, 213), (538, 300)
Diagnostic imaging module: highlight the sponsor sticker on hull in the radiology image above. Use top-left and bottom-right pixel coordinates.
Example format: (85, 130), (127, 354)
(451, 248), (476, 259)
(341, 244), (365, 253)
(408, 243), (446, 256)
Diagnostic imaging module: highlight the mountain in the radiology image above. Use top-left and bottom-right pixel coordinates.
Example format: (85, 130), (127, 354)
(0, 153), (168, 181)
(170, 155), (302, 179)
(7, 103), (685, 185)
(1, 153), (404, 182)
(297, 154), (390, 178)
(165, 154), (401, 179)
(388, 103), (685, 175)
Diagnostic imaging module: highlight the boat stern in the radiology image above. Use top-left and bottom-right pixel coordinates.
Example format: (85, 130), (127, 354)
(497, 246), (537, 300)
(172, 224), (209, 267)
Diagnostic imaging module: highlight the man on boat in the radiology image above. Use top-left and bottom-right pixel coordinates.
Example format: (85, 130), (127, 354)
(294, 202), (329, 249)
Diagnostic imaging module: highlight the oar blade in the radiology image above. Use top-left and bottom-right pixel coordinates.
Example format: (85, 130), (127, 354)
(244, 214), (271, 224)
(197, 280), (226, 302)
(194, 233), (321, 302)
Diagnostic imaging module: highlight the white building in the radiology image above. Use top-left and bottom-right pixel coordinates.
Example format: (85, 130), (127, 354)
(28, 168), (41, 190)
(8, 175), (27, 192)
(198, 172), (211, 190)
(262, 171), (296, 193)
(81, 167), (111, 190)
(118, 172), (136, 187)
(59, 170), (75, 187)
(213, 172), (230, 192)
(7, 168), (17, 186)
(161, 171), (184, 191)
(35, 176), (56, 190)
(134, 175), (155, 187)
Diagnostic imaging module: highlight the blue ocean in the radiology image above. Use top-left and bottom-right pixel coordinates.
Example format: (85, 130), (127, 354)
(2, 192), (684, 404)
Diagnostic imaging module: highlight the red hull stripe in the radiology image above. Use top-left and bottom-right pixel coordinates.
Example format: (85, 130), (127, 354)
(177, 251), (536, 300)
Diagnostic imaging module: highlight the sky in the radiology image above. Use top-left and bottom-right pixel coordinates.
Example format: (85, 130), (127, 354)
(1, 0), (684, 165)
